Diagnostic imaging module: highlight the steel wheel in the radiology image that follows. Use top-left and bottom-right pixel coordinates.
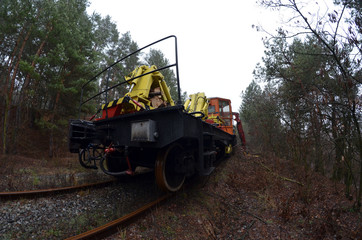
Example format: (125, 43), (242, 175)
(155, 143), (186, 192)
(79, 148), (101, 169)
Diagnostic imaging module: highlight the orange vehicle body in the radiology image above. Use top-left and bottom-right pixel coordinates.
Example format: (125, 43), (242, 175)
(207, 97), (234, 135)
(206, 97), (246, 146)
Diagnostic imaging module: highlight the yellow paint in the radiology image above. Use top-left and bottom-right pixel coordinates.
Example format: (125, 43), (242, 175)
(101, 65), (175, 112)
(183, 92), (209, 120)
(225, 144), (232, 154)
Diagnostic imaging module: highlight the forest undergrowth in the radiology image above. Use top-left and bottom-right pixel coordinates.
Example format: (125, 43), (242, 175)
(119, 146), (361, 240)
(1, 144), (361, 239)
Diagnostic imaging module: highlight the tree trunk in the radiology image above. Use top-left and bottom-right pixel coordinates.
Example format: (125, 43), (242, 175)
(351, 101), (362, 209)
(48, 72), (68, 157)
(48, 89), (62, 158)
(3, 25), (33, 154)
(22, 24), (53, 92)
(13, 24), (53, 153)
(2, 31), (23, 154)
(331, 97), (344, 182)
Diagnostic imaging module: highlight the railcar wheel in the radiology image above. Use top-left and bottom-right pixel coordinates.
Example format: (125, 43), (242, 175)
(79, 148), (101, 169)
(155, 143), (186, 192)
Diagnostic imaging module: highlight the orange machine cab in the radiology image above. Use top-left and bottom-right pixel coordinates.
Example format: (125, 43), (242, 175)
(207, 97), (234, 135)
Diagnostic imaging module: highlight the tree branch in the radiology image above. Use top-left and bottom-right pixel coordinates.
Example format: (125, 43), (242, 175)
(253, 157), (304, 186)
(333, 4), (346, 46)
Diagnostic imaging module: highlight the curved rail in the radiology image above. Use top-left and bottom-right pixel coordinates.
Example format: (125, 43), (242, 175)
(65, 194), (171, 240)
(0, 179), (116, 199)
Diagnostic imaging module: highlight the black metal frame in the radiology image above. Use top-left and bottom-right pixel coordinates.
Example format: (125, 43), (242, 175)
(69, 35), (236, 182)
(78, 35), (181, 118)
(92, 104), (235, 175)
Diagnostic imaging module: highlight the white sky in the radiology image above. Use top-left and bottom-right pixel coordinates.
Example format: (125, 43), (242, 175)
(87, 0), (280, 111)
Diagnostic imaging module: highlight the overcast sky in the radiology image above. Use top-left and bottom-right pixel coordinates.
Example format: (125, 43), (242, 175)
(87, 0), (280, 111)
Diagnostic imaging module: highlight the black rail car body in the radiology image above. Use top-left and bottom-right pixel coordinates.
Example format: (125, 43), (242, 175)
(68, 36), (237, 191)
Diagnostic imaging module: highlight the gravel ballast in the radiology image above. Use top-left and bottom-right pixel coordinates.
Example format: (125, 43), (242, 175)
(0, 172), (162, 239)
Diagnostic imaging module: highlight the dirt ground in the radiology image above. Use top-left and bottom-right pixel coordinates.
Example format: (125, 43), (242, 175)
(1, 147), (361, 239)
(117, 147), (361, 240)
(0, 154), (107, 191)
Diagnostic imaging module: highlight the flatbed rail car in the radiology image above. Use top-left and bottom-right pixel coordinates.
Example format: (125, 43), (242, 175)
(68, 36), (243, 192)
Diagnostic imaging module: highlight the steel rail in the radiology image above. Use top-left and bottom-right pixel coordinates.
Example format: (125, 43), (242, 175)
(0, 179), (116, 198)
(65, 194), (171, 240)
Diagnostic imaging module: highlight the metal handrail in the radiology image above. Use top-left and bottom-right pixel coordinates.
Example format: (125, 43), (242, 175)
(78, 35), (181, 118)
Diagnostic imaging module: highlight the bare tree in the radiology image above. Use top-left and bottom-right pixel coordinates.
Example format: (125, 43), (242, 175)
(257, 0), (362, 209)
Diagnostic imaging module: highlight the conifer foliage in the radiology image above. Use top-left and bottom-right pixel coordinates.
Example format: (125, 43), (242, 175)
(241, 0), (362, 209)
(0, 0), (177, 156)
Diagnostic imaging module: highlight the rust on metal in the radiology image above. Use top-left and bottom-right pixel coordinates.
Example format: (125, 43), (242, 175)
(0, 179), (116, 198)
(65, 194), (170, 240)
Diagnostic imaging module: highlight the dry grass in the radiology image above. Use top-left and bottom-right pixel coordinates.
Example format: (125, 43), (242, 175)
(113, 147), (361, 239)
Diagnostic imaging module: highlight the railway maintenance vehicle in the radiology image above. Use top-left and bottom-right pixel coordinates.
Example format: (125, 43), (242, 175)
(68, 36), (246, 192)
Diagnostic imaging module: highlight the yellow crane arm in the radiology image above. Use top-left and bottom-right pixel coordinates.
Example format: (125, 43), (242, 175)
(100, 65), (175, 117)
(183, 92), (209, 120)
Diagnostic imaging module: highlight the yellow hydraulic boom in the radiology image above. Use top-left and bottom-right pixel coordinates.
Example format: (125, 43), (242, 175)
(183, 92), (209, 120)
(125, 65), (175, 109)
(99, 65), (175, 119)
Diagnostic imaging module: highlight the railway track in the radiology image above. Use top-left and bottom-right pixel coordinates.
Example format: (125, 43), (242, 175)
(0, 169), (160, 239)
(65, 193), (170, 240)
(0, 179), (117, 199)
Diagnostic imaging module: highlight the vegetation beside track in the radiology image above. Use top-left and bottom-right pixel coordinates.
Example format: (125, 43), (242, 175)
(0, 154), (112, 192)
(112, 147), (361, 240)
(1, 146), (360, 239)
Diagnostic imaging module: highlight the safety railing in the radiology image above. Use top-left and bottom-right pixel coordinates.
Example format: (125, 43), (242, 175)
(78, 35), (181, 118)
